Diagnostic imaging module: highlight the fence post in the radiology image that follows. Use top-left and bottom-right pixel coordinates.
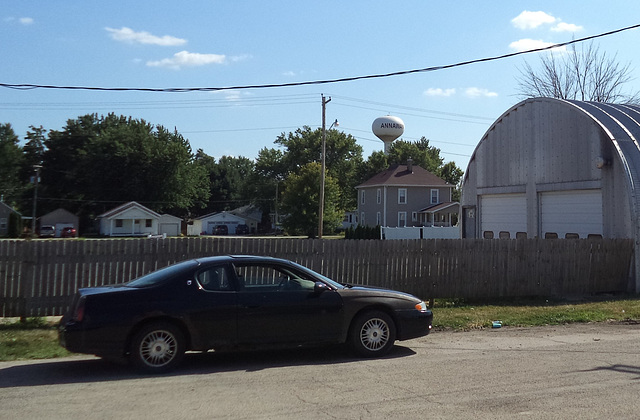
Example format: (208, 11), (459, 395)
(18, 241), (35, 321)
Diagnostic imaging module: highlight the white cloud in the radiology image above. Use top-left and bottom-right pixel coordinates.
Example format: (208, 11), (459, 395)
(282, 71), (297, 77)
(424, 88), (456, 97)
(465, 88), (498, 98)
(509, 38), (566, 53)
(511, 11), (556, 30)
(105, 27), (186, 46)
(19, 17), (34, 25)
(146, 50), (226, 70)
(551, 22), (583, 32)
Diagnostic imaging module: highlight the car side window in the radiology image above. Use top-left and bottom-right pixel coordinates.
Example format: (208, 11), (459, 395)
(196, 266), (232, 291)
(234, 264), (315, 292)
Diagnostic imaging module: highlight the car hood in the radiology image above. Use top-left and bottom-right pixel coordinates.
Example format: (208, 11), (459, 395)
(341, 285), (420, 302)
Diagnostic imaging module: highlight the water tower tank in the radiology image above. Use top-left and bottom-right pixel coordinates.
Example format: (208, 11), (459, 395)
(372, 116), (404, 154)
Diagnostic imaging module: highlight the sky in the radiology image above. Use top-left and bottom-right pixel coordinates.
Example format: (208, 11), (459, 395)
(2, 1), (640, 172)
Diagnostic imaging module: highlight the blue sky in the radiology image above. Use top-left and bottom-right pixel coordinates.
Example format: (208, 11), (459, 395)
(2, 1), (640, 172)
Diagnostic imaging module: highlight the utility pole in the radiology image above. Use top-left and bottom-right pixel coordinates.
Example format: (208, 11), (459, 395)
(318, 94), (331, 238)
(31, 165), (42, 237)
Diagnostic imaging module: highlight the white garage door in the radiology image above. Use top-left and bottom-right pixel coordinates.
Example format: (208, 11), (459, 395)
(480, 194), (527, 239)
(540, 190), (602, 238)
(159, 223), (180, 237)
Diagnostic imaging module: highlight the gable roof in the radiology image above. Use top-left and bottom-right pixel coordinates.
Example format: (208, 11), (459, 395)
(0, 201), (21, 216)
(356, 164), (450, 188)
(229, 204), (262, 222)
(97, 201), (161, 219)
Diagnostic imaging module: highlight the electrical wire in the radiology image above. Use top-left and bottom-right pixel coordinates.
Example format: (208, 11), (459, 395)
(1, 23), (638, 93)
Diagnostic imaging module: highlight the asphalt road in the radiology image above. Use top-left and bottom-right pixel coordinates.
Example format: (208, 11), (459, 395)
(1, 322), (639, 420)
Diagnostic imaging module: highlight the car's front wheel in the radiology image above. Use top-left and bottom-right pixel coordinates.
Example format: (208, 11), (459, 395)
(130, 322), (185, 373)
(349, 310), (396, 357)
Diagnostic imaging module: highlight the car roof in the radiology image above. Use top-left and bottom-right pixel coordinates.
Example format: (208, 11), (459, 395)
(193, 255), (287, 265)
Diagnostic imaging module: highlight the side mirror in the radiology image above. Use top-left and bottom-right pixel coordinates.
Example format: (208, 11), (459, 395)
(313, 281), (330, 294)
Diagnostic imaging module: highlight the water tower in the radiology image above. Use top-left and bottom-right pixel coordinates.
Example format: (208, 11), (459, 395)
(372, 116), (404, 154)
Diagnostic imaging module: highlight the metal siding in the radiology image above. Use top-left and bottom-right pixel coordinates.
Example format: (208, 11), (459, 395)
(540, 190), (603, 238)
(480, 194), (527, 238)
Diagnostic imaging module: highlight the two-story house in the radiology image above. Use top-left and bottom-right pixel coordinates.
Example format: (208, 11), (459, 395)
(355, 160), (459, 228)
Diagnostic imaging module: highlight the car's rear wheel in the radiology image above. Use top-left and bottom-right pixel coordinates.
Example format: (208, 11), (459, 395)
(349, 310), (396, 357)
(130, 322), (185, 373)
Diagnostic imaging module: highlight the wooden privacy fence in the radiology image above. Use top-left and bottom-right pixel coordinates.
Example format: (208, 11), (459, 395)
(0, 237), (634, 317)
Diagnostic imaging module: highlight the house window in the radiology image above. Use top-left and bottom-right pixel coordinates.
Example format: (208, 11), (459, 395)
(0, 218), (6, 230)
(361, 190), (365, 205)
(146, 219), (152, 228)
(398, 212), (407, 227)
(376, 188), (381, 204)
(376, 212), (381, 225)
(430, 189), (439, 204)
(361, 212), (365, 225)
(398, 188), (407, 204)
(115, 219), (123, 228)
(412, 211), (418, 222)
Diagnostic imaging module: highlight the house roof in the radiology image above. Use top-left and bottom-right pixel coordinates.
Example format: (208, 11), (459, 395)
(356, 164), (450, 188)
(229, 204), (262, 222)
(0, 201), (21, 216)
(419, 202), (460, 213)
(97, 201), (161, 219)
(196, 211), (246, 223)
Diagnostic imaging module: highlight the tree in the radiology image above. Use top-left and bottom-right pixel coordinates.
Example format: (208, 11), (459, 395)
(436, 161), (464, 201)
(0, 124), (24, 205)
(517, 41), (640, 104)
(42, 114), (209, 223)
(386, 137), (444, 172)
(280, 162), (341, 237)
(257, 126), (364, 212)
(196, 151), (256, 214)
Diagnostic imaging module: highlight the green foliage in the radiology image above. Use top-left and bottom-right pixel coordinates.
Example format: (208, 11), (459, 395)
(258, 126), (364, 212)
(0, 123), (25, 203)
(436, 161), (464, 201)
(280, 162), (341, 237)
(40, 114), (209, 222)
(195, 151), (256, 214)
(344, 224), (381, 239)
(432, 297), (640, 330)
(386, 137), (444, 172)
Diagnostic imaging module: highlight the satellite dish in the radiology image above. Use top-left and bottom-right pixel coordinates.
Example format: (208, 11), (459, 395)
(372, 116), (404, 154)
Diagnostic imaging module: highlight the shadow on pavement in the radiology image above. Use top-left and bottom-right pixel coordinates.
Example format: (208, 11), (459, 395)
(0, 344), (416, 388)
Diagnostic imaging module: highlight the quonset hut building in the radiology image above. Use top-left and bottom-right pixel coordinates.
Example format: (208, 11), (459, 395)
(460, 97), (640, 291)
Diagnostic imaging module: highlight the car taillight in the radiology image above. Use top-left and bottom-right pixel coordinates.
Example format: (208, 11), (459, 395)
(73, 296), (86, 322)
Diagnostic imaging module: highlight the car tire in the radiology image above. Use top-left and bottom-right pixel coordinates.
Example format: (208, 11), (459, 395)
(349, 310), (396, 357)
(130, 322), (185, 373)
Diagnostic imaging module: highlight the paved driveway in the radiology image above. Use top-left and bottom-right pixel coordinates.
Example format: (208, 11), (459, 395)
(1, 322), (639, 419)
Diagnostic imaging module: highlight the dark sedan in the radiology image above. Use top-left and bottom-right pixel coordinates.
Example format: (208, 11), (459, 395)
(59, 255), (433, 372)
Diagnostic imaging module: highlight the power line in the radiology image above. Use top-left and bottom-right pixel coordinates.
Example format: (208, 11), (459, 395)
(2, 23), (638, 93)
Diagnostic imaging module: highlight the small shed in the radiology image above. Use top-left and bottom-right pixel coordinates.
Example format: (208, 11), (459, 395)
(40, 208), (79, 237)
(461, 97), (640, 291)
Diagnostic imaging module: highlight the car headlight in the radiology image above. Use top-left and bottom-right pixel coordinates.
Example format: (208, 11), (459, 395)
(415, 301), (429, 312)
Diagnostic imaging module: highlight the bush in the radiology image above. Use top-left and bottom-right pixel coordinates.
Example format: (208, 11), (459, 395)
(345, 225), (381, 240)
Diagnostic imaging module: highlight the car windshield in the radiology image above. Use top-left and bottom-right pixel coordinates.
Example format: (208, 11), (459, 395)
(289, 261), (345, 289)
(125, 260), (199, 288)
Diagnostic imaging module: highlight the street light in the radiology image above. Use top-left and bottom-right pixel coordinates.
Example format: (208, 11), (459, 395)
(318, 93), (338, 238)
